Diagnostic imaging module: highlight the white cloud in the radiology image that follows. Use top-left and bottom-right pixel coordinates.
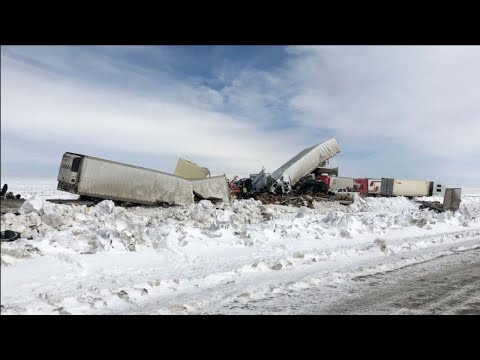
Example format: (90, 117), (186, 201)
(1, 52), (317, 178)
(2, 46), (479, 186)
(285, 46), (480, 159)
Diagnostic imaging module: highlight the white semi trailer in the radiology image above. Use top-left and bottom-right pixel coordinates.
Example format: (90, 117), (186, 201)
(57, 152), (229, 206)
(380, 178), (444, 197)
(267, 138), (341, 194)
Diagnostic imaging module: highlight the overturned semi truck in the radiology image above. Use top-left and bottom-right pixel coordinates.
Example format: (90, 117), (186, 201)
(252, 138), (341, 194)
(57, 152), (229, 206)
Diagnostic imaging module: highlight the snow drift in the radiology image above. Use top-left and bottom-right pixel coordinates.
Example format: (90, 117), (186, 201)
(1, 190), (479, 314)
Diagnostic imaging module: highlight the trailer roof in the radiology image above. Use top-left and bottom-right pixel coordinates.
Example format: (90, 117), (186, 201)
(64, 152), (224, 180)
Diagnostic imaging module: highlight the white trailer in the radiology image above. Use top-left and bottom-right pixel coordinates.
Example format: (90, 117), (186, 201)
(57, 152), (229, 206)
(380, 178), (433, 197)
(191, 176), (230, 202)
(432, 182), (445, 197)
(268, 138), (340, 194)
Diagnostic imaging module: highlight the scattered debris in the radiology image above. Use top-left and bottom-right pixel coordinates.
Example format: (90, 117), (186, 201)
(292, 175), (328, 196)
(29, 138), (460, 212)
(228, 176), (254, 199)
(416, 188), (462, 213)
(1, 184), (23, 200)
(251, 169), (269, 192)
(1, 184), (7, 197)
(253, 192), (331, 208)
(335, 193), (353, 201)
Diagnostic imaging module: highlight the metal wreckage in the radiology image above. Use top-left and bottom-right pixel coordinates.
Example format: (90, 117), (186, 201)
(49, 137), (343, 208)
(0, 138), (462, 242)
(2, 137), (461, 213)
(229, 138), (344, 207)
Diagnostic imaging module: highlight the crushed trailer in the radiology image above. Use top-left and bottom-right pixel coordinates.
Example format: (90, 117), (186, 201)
(57, 152), (229, 206)
(416, 188), (462, 212)
(251, 138), (340, 195)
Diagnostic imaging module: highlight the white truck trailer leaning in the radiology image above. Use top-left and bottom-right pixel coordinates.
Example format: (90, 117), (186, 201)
(57, 152), (229, 206)
(267, 138), (341, 194)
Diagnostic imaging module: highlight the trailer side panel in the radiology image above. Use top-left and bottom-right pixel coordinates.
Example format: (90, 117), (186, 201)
(77, 157), (194, 205)
(382, 178), (432, 197)
(443, 188), (462, 211)
(191, 175), (230, 202)
(381, 178), (394, 196)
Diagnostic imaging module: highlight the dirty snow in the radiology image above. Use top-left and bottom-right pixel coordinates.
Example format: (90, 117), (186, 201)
(1, 180), (479, 314)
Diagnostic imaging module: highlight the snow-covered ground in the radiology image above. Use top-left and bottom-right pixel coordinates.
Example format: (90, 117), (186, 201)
(0, 177), (79, 200)
(1, 179), (479, 314)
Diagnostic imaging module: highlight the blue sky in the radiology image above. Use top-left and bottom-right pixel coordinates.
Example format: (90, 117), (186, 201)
(1, 46), (479, 186)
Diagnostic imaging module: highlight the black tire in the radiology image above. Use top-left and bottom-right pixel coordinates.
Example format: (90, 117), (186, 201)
(1, 230), (21, 242)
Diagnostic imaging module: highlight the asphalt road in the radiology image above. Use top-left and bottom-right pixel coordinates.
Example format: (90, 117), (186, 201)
(218, 248), (480, 315)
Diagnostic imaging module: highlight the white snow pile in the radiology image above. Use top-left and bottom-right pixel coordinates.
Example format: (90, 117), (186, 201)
(1, 194), (478, 266)
(1, 192), (479, 314)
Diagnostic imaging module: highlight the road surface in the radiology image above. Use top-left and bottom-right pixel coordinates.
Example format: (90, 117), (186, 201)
(213, 248), (480, 315)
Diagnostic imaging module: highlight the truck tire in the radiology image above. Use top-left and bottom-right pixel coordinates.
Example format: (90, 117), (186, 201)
(1, 230), (21, 242)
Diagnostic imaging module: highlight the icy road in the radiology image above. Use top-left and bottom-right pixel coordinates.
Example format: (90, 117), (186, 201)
(209, 247), (480, 314)
(1, 180), (479, 315)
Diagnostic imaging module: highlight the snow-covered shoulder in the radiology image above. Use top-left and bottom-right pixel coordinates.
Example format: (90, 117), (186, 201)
(1, 191), (479, 314)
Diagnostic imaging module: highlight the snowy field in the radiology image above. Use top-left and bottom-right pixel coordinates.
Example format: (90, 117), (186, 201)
(1, 179), (479, 314)
(0, 177), (79, 200)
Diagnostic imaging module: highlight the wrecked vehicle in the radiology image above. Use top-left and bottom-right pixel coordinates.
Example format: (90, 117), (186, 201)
(417, 188), (462, 212)
(56, 152), (229, 206)
(292, 175), (329, 196)
(252, 138), (340, 195)
(191, 176), (231, 203)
